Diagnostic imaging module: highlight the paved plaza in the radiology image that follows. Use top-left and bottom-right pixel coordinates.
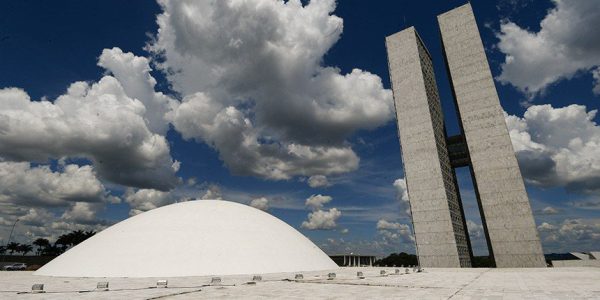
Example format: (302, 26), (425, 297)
(1, 267), (599, 299)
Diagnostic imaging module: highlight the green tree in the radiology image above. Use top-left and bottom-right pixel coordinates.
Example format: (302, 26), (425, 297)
(41, 244), (62, 256)
(68, 230), (87, 246)
(84, 230), (96, 240)
(55, 234), (71, 252)
(33, 238), (51, 255)
(6, 242), (20, 255)
(17, 244), (33, 256)
(374, 252), (418, 267)
(0, 245), (6, 255)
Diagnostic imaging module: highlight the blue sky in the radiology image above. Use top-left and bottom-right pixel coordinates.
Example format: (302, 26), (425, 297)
(1, 0), (599, 257)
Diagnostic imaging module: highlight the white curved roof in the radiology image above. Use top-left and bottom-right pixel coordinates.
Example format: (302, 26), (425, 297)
(35, 200), (337, 277)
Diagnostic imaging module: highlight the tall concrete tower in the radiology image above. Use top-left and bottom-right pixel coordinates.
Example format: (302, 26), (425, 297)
(385, 3), (546, 268)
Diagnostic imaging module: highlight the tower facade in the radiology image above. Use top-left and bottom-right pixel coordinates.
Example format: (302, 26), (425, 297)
(386, 3), (545, 268)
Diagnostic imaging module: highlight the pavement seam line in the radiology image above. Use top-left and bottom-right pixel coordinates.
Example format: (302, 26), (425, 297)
(446, 269), (490, 299)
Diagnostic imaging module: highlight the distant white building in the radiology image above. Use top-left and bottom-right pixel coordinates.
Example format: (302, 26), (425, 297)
(329, 254), (376, 267)
(552, 252), (600, 267)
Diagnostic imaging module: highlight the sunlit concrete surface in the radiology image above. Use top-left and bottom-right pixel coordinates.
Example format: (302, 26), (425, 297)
(2, 267), (600, 299)
(386, 2), (545, 269)
(438, 3), (545, 268)
(386, 27), (471, 268)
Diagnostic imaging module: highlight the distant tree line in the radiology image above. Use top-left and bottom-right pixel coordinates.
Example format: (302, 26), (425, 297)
(374, 252), (496, 268)
(374, 252), (418, 267)
(0, 230), (95, 257)
(471, 255), (495, 267)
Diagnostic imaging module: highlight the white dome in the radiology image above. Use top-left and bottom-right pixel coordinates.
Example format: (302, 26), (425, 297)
(35, 200), (337, 277)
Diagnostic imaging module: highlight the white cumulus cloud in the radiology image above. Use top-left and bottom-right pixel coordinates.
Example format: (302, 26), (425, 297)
(496, 0), (600, 96)
(393, 178), (411, 215)
(506, 104), (600, 195)
(537, 222), (557, 232)
(61, 202), (109, 225)
(301, 208), (341, 230)
(150, 0), (393, 180)
(307, 175), (330, 188)
(124, 183), (224, 216)
(541, 206), (559, 215)
(0, 162), (115, 243)
(305, 194), (333, 211)
(124, 188), (176, 216)
(0, 69), (179, 191)
(0, 162), (114, 207)
(3, 207), (110, 245)
(466, 220), (485, 239)
(376, 219), (413, 242)
(98, 47), (178, 135)
(249, 197), (269, 211)
(537, 218), (600, 252)
(593, 68), (600, 95)
(201, 184), (223, 200)
(301, 193), (339, 230)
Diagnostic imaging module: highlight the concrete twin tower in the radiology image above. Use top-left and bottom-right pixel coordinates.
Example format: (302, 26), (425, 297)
(386, 3), (545, 268)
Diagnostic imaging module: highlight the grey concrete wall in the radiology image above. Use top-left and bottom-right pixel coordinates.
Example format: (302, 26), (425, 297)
(438, 3), (545, 268)
(386, 27), (471, 268)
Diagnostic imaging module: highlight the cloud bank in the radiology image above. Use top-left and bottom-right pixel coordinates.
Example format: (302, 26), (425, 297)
(0, 69), (179, 191)
(506, 104), (600, 195)
(151, 0), (393, 180)
(302, 194), (340, 230)
(497, 0), (600, 96)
